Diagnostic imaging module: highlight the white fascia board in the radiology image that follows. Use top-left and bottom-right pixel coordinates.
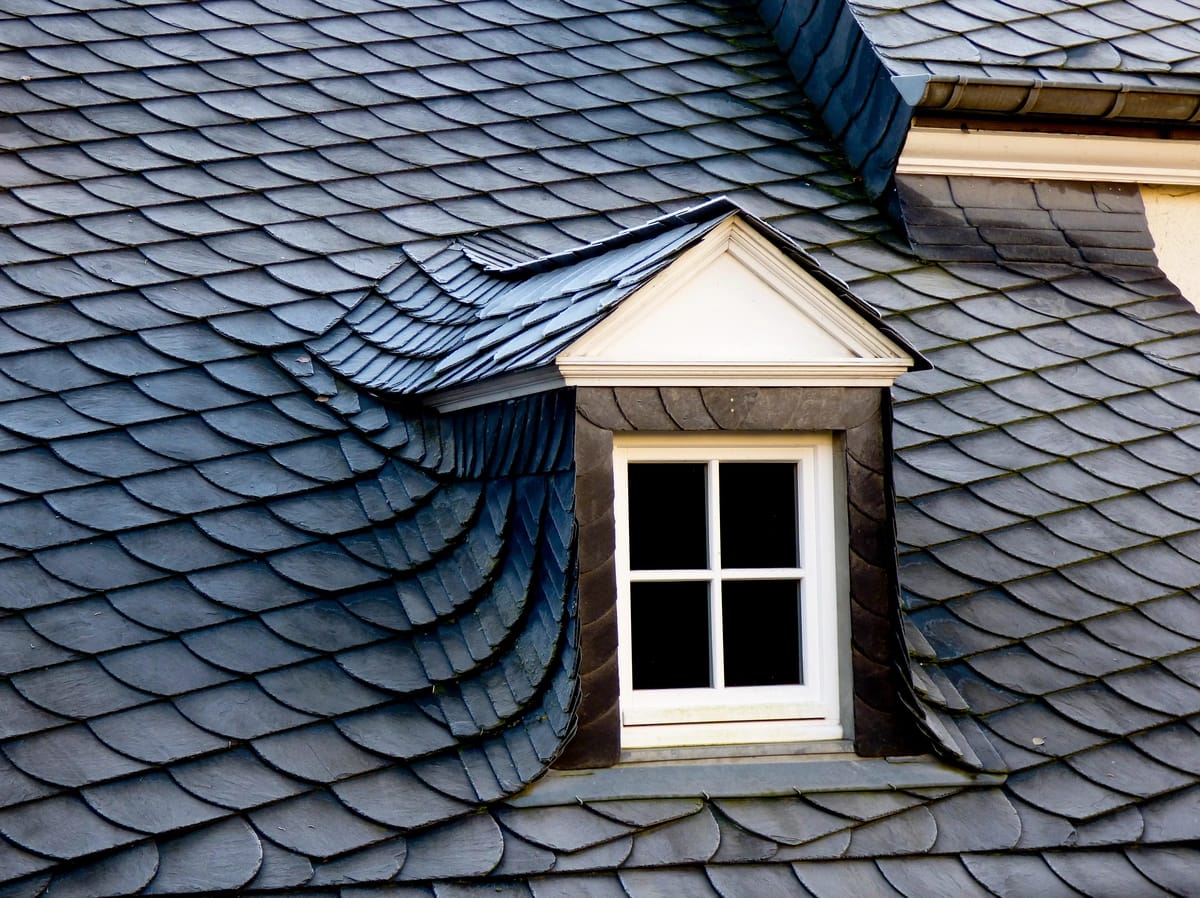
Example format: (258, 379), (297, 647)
(555, 361), (913, 385)
(424, 363), (909, 412)
(899, 126), (1200, 185)
(426, 368), (566, 413)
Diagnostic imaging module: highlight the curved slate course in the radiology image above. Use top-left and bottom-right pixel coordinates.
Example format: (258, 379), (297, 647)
(847, 0), (1200, 89)
(1, 1), (1200, 897)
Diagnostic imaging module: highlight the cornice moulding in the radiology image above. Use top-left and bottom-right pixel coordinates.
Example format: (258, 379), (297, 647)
(899, 127), (1200, 185)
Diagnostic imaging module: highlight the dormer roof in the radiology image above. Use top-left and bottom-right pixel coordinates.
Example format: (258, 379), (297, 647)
(312, 199), (920, 411)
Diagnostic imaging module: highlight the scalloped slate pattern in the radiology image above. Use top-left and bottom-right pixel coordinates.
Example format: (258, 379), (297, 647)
(846, 0), (1200, 90)
(2, 0), (1200, 896)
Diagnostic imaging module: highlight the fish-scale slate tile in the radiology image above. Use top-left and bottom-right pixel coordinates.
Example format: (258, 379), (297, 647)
(0, 794), (142, 861)
(4, 722), (147, 788)
(83, 771), (226, 834)
(849, 0), (1200, 90)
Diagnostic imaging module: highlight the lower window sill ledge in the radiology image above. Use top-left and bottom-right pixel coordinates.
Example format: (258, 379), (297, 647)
(507, 753), (1007, 808)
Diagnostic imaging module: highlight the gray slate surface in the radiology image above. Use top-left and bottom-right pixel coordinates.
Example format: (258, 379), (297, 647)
(1, 0), (1199, 896)
(848, 0), (1200, 88)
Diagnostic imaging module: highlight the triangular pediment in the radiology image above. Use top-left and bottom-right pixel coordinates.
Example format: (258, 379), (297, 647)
(556, 216), (913, 386)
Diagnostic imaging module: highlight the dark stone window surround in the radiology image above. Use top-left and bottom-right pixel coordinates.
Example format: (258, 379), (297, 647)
(556, 385), (923, 769)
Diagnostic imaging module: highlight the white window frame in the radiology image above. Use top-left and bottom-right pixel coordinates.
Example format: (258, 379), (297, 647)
(613, 432), (842, 749)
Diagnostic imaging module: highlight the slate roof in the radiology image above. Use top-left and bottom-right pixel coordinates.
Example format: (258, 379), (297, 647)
(313, 201), (731, 396)
(847, 0), (1200, 89)
(1, 1), (1200, 897)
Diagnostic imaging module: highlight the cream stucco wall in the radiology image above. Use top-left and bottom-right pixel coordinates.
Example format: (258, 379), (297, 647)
(1141, 185), (1200, 311)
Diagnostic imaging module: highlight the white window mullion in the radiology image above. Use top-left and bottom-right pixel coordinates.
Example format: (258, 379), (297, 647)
(708, 459), (724, 690)
(629, 569), (715, 582)
(720, 568), (806, 580)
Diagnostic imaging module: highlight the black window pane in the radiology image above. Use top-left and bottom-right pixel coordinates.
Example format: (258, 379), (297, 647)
(628, 463), (707, 570)
(631, 581), (710, 689)
(719, 463), (797, 568)
(722, 580), (801, 687)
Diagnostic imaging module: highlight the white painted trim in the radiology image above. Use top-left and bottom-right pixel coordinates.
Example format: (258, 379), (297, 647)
(561, 217), (913, 366)
(612, 433), (842, 750)
(557, 361), (912, 385)
(426, 369), (567, 413)
(899, 126), (1200, 185)
(427, 363), (911, 411)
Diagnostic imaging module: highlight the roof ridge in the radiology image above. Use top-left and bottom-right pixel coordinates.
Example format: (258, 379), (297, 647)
(473, 196), (740, 278)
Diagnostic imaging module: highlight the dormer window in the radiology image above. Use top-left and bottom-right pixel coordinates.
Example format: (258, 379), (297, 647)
(614, 433), (843, 749)
(368, 199), (925, 765)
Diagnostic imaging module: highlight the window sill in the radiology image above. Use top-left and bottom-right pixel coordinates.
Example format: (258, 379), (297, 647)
(619, 739), (855, 764)
(509, 753), (1006, 807)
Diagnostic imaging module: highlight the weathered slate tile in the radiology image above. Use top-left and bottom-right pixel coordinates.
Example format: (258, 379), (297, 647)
(39, 840), (158, 898)
(1126, 846), (1200, 896)
(1009, 762), (1136, 822)
(713, 799), (848, 847)
(4, 716), (151, 788)
(88, 702), (225, 765)
(844, 806), (937, 858)
(587, 798), (705, 829)
(336, 705), (457, 760)
(188, 561), (312, 612)
(100, 639), (234, 696)
(12, 659), (151, 719)
(334, 767), (474, 830)
(704, 863), (805, 898)
(617, 868), (723, 898)
(0, 795), (141, 861)
(83, 772), (225, 833)
(182, 618), (313, 674)
(624, 805), (720, 867)
(262, 598), (388, 651)
(243, 838), (312, 892)
(171, 747), (306, 811)
(258, 658), (390, 716)
(1043, 849), (1173, 898)
(0, 749), (55, 811)
(928, 789), (1021, 853)
(106, 578), (238, 631)
(124, 467), (244, 514)
(249, 790), (391, 859)
(129, 416), (245, 463)
(1072, 805), (1145, 848)
(499, 805), (631, 853)
(118, 521), (246, 572)
(793, 858), (906, 898)
(310, 838), (409, 887)
(145, 817), (262, 895)
(175, 681), (316, 739)
(961, 852), (1087, 898)
(878, 856), (998, 898)
(395, 813), (504, 881)
(1139, 784), (1200, 843)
